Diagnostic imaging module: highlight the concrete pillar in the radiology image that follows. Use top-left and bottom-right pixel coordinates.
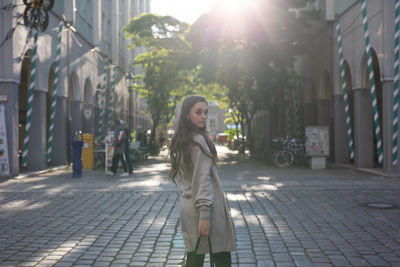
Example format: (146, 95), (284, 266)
(353, 88), (374, 168)
(64, 0), (76, 25)
(303, 102), (317, 127)
(70, 100), (83, 135)
(382, 0), (399, 173)
(134, 0), (140, 17)
(111, 0), (119, 62)
(382, 79), (396, 172)
(27, 91), (47, 170)
(93, 0), (101, 46)
(333, 95), (350, 164)
(124, 0), (131, 71)
(51, 96), (68, 166)
(317, 99), (330, 126)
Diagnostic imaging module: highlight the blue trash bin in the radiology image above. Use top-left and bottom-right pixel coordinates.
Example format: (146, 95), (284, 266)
(71, 131), (84, 178)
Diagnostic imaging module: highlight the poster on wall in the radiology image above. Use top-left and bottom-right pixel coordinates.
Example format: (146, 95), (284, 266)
(305, 126), (330, 157)
(0, 105), (10, 176)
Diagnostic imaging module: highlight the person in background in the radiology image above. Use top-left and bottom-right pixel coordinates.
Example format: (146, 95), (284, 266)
(109, 119), (130, 176)
(168, 95), (235, 267)
(122, 121), (133, 174)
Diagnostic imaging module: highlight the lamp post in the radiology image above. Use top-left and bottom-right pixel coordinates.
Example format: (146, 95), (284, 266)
(125, 73), (135, 134)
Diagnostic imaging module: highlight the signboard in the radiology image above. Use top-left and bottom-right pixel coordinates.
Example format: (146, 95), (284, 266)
(0, 105), (10, 176)
(305, 126), (329, 156)
(0, 95), (8, 102)
(104, 131), (114, 171)
(83, 105), (92, 119)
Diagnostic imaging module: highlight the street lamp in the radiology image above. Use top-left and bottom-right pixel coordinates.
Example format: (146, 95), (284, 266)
(125, 73), (135, 133)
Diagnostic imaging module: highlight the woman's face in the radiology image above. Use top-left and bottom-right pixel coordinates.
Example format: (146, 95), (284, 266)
(188, 101), (208, 129)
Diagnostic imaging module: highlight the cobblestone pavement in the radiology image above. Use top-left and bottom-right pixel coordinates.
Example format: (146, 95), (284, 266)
(0, 147), (400, 267)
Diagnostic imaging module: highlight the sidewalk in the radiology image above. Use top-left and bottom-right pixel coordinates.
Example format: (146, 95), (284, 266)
(0, 147), (399, 266)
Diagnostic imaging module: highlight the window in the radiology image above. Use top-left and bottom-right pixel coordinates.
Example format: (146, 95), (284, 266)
(210, 119), (216, 130)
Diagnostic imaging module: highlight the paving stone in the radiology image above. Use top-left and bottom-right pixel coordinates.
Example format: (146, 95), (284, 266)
(1, 149), (400, 267)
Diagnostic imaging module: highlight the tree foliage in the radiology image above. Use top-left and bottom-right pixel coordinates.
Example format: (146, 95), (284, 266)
(124, 14), (190, 151)
(185, 0), (316, 155)
(124, 1), (318, 155)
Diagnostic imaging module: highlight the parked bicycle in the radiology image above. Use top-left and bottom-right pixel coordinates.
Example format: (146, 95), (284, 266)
(273, 136), (306, 168)
(129, 141), (149, 163)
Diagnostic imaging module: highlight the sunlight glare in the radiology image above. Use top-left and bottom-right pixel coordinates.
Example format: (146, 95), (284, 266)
(230, 207), (241, 218)
(151, 0), (214, 23)
(214, 0), (246, 16)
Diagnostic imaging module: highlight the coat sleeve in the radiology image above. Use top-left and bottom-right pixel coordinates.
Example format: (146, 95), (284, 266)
(191, 134), (215, 221)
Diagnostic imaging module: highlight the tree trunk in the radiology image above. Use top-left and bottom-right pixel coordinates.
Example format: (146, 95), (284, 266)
(246, 116), (254, 157)
(239, 112), (246, 154)
(150, 114), (159, 155)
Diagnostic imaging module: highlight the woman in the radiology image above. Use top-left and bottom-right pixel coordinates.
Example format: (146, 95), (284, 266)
(169, 95), (235, 267)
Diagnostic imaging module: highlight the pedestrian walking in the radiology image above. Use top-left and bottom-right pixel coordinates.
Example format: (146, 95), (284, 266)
(109, 119), (131, 176)
(168, 95), (235, 267)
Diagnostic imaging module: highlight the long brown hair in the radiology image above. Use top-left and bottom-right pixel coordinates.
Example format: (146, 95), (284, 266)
(168, 95), (217, 184)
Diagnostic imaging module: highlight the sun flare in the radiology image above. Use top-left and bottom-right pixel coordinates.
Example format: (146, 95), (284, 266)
(151, 0), (214, 24)
(151, 0), (251, 24)
(213, 0), (248, 16)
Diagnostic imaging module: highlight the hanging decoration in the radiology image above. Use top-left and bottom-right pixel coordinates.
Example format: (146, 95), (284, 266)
(23, 0), (54, 32)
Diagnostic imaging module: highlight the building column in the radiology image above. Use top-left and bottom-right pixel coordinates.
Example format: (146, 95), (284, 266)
(93, 0), (101, 46)
(124, 0), (131, 71)
(111, 0), (119, 62)
(317, 99), (330, 126)
(303, 102), (317, 127)
(70, 100), (83, 136)
(27, 90), (47, 170)
(64, 0), (75, 25)
(353, 88), (374, 168)
(382, 79), (396, 172)
(51, 96), (68, 166)
(382, 0), (399, 173)
(333, 94), (351, 164)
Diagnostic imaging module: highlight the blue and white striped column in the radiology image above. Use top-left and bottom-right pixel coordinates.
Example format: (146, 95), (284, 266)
(392, 0), (400, 165)
(96, 61), (109, 142)
(335, 20), (355, 160)
(22, 31), (39, 167)
(360, 0), (383, 165)
(47, 21), (63, 163)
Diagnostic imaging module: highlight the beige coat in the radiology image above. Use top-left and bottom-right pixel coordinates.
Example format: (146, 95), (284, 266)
(179, 134), (236, 254)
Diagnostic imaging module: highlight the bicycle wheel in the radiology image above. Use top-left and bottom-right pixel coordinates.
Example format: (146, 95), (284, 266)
(274, 150), (295, 168)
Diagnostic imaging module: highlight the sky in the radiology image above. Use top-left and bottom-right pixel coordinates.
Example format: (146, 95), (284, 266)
(150, 0), (215, 24)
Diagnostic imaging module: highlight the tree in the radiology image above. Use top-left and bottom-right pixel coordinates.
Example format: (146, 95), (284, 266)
(185, 0), (317, 156)
(124, 14), (190, 151)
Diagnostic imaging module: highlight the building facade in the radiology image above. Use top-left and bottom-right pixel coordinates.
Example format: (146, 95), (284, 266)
(207, 100), (227, 140)
(254, 0), (399, 174)
(0, 0), (152, 177)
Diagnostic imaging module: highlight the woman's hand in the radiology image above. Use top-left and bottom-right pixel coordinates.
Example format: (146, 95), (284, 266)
(198, 219), (210, 236)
